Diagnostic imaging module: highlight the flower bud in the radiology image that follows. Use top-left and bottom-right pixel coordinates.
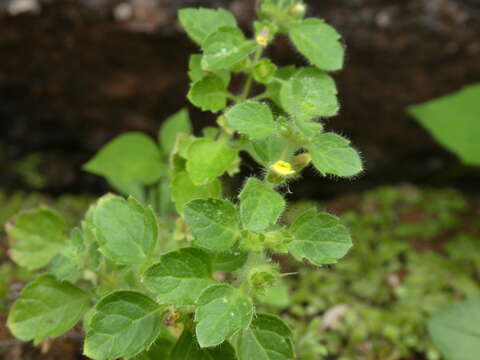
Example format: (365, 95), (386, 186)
(290, 2), (306, 18)
(248, 264), (279, 294)
(256, 27), (270, 47)
(293, 153), (311, 170)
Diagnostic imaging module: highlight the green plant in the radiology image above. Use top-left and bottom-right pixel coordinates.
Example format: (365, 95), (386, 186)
(5, 1), (363, 359)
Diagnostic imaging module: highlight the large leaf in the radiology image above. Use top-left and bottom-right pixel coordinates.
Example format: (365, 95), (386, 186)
(188, 74), (229, 112)
(144, 247), (214, 305)
(178, 8), (237, 46)
(7, 275), (89, 344)
(93, 195), (158, 265)
(6, 207), (67, 270)
(239, 177), (285, 232)
(289, 18), (344, 72)
(287, 208), (352, 266)
(195, 284), (253, 348)
(428, 299), (480, 360)
(84, 291), (162, 360)
(184, 199), (239, 251)
(409, 83), (480, 166)
(170, 329), (237, 360)
(308, 132), (363, 177)
(83, 132), (165, 185)
(159, 108), (192, 154)
(225, 101), (276, 139)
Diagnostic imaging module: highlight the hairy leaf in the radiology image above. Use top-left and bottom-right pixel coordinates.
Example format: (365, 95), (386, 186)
(188, 74), (228, 112)
(225, 101), (276, 139)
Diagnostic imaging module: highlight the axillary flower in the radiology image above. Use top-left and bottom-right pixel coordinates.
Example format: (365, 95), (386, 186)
(270, 160), (296, 176)
(256, 27), (269, 47)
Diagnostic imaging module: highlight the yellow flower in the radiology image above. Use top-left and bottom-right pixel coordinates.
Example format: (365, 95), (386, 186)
(256, 34), (268, 47)
(270, 160), (295, 176)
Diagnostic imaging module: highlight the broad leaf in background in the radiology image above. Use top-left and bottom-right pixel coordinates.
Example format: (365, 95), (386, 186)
(239, 177), (285, 232)
(170, 329), (237, 360)
(188, 74), (229, 112)
(287, 208), (352, 266)
(226, 100), (276, 139)
(184, 199), (239, 251)
(289, 18), (344, 72)
(236, 313), (294, 360)
(93, 195), (158, 264)
(179, 8), (237, 46)
(84, 291), (162, 360)
(428, 299), (480, 360)
(159, 108), (192, 154)
(7, 275), (89, 344)
(144, 247), (214, 305)
(6, 207), (67, 270)
(83, 132), (165, 185)
(280, 67), (338, 120)
(186, 139), (237, 185)
(195, 284), (253, 347)
(409, 83), (480, 166)
(308, 132), (363, 177)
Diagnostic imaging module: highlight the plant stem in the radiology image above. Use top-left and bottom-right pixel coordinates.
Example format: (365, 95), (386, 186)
(239, 47), (264, 103)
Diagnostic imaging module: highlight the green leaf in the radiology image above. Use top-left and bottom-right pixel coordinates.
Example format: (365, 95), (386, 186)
(266, 66), (296, 108)
(188, 75), (228, 112)
(49, 227), (84, 282)
(428, 299), (480, 360)
(195, 284), (253, 348)
(189, 54), (231, 85)
(280, 67), (338, 120)
(6, 207), (67, 270)
(246, 136), (287, 166)
(144, 247), (214, 305)
(252, 59), (277, 84)
(287, 208), (352, 266)
(184, 199), (240, 251)
(201, 27), (257, 71)
(211, 249), (248, 272)
(179, 8), (237, 46)
(83, 132), (165, 185)
(225, 101), (276, 139)
(171, 171), (222, 216)
(308, 132), (363, 177)
(7, 275), (89, 344)
(289, 18), (344, 72)
(236, 314), (294, 360)
(186, 139), (237, 185)
(239, 178), (285, 232)
(84, 291), (162, 360)
(170, 329), (237, 360)
(159, 108), (192, 154)
(409, 83), (480, 166)
(256, 282), (290, 308)
(133, 336), (174, 360)
(93, 194), (158, 265)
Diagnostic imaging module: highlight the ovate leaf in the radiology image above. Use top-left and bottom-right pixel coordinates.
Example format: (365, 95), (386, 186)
(188, 75), (228, 112)
(289, 18), (344, 72)
(287, 208), (352, 266)
(93, 195), (158, 265)
(144, 247), (214, 305)
(308, 132), (362, 177)
(6, 207), (67, 270)
(170, 329), (237, 360)
(184, 199), (239, 251)
(7, 275), (89, 344)
(84, 291), (162, 360)
(83, 132), (165, 185)
(239, 177), (285, 232)
(225, 101), (276, 139)
(195, 284), (253, 348)
(159, 108), (192, 154)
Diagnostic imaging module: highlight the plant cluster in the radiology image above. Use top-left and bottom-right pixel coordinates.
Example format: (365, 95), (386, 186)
(5, 1), (364, 359)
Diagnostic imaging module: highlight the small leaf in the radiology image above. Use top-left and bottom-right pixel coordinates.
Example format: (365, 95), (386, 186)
(225, 101), (276, 139)
(287, 208), (352, 266)
(6, 207), (67, 270)
(171, 171), (222, 215)
(49, 227), (84, 282)
(195, 284), (253, 348)
(93, 194), (158, 265)
(188, 74), (228, 112)
(246, 136), (287, 166)
(189, 54), (231, 86)
(201, 27), (257, 71)
(170, 329), (237, 360)
(280, 67), (338, 120)
(236, 314), (294, 360)
(159, 108), (192, 154)
(84, 291), (162, 360)
(186, 139), (237, 185)
(184, 199), (239, 251)
(179, 8), (237, 46)
(308, 132), (362, 177)
(83, 132), (165, 185)
(428, 299), (480, 360)
(239, 178), (285, 232)
(7, 275), (89, 344)
(266, 66), (296, 108)
(289, 18), (344, 72)
(252, 58), (277, 84)
(144, 247), (214, 305)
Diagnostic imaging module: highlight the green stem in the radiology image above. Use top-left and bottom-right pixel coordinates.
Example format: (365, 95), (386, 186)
(239, 47), (264, 103)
